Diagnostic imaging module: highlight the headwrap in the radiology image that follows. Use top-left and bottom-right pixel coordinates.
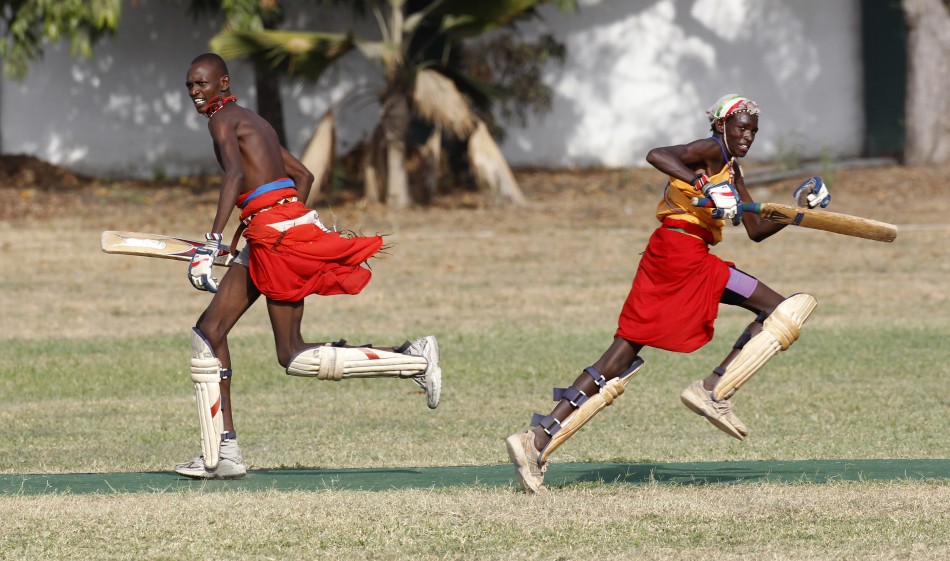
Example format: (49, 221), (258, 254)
(705, 94), (760, 123)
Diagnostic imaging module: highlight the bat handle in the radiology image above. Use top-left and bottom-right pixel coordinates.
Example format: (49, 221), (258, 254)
(690, 197), (760, 213)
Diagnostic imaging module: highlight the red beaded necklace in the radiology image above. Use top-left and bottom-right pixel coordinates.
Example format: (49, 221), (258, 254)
(204, 95), (238, 119)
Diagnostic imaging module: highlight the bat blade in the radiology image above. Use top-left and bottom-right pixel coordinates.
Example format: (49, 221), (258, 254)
(101, 231), (233, 266)
(690, 197), (898, 242)
(755, 202), (898, 242)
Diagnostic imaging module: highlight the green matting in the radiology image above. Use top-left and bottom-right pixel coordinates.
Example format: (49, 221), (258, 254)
(2, 459), (949, 495)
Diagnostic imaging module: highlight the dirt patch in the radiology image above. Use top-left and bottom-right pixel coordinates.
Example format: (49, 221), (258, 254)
(2, 153), (945, 227)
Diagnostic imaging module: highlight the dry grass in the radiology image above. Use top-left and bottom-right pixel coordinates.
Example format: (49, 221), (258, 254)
(1, 483), (949, 560)
(1, 164), (948, 342)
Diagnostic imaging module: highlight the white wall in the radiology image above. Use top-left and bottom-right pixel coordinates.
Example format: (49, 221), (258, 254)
(503, 0), (863, 167)
(0, 0), (862, 177)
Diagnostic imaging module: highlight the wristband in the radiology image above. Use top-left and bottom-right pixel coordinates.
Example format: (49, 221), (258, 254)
(691, 174), (709, 192)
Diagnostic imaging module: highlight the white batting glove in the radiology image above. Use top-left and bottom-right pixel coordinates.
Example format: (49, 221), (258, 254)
(188, 233), (222, 293)
(703, 181), (743, 225)
(793, 176), (831, 208)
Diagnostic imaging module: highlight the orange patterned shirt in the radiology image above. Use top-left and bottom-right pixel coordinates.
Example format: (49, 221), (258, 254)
(655, 161), (734, 245)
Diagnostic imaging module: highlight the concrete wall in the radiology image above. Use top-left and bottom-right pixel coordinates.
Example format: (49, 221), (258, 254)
(504, 0), (863, 167)
(0, 0), (861, 177)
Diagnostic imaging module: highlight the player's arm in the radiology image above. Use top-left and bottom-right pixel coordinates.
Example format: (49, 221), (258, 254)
(645, 139), (719, 188)
(187, 117), (244, 292)
(281, 147), (315, 206)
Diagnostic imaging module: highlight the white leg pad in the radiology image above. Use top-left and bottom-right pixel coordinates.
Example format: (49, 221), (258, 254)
(714, 293), (817, 400)
(286, 345), (428, 380)
(191, 328), (223, 470)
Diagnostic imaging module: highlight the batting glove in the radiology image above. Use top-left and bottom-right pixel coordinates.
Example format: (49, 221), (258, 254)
(188, 233), (222, 293)
(703, 181), (743, 225)
(793, 176), (831, 208)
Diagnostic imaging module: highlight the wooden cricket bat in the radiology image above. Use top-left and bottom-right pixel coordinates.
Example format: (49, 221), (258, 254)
(691, 197), (898, 242)
(101, 231), (234, 266)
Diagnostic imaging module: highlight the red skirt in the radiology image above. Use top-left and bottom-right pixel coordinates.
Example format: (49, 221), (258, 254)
(615, 226), (731, 353)
(240, 196), (383, 302)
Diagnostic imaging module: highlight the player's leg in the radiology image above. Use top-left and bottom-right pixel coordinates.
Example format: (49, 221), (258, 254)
(682, 267), (816, 440)
(195, 262), (261, 430)
(265, 298), (441, 408)
(176, 261), (259, 479)
(507, 337), (645, 492)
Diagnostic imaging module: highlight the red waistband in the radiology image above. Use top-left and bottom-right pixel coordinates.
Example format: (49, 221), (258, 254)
(661, 218), (714, 245)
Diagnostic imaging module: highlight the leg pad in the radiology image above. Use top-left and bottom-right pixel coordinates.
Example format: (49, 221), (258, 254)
(537, 357), (645, 464)
(286, 345), (427, 380)
(190, 328), (224, 470)
(714, 293), (817, 400)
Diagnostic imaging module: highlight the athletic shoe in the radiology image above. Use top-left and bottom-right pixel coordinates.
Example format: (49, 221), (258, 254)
(505, 429), (548, 493)
(405, 335), (442, 409)
(174, 439), (247, 480)
(680, 380), (749, 441)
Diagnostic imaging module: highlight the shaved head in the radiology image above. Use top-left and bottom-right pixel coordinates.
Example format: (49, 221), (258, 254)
(190, 53), (229, 76)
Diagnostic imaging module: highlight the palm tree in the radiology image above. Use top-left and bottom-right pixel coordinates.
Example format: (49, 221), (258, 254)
(210, 0), (575, 208)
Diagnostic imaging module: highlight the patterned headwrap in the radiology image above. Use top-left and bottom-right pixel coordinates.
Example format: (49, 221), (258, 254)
(705, 94), (760, 124)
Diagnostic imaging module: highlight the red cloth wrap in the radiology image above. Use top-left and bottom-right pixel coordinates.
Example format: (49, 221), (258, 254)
(237, 189), (383, 302)
(615, 226), (732, 353)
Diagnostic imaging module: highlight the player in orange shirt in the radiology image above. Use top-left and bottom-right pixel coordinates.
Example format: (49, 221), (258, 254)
(506, 94), (831, 492)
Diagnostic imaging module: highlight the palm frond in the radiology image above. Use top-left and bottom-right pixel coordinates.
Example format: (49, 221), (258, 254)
(412, 68), (476, 138)
(353, 39), (403, 69)
(210, 29), (355, 81)
(429, 0), (556, 37)
(467, 119), (526, 205)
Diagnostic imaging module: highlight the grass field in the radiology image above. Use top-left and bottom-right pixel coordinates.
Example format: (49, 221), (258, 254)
(1, 165), (949, 559)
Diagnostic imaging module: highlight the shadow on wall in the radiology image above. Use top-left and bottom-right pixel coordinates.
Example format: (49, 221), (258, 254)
(504, 0), (848, 168)
(0, 1), (380, 179)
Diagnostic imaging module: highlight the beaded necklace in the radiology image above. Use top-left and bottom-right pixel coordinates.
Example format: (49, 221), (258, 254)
(204, 95), (238, 119)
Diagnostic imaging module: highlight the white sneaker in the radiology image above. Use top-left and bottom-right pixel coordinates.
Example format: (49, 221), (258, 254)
(404, 336), (442, 409)
(174, 439), (247, 480)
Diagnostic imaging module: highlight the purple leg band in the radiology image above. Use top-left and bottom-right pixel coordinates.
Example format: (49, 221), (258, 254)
(725, 267), (758, 300)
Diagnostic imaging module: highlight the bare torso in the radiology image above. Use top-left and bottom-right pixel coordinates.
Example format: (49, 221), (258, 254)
(211, 105), (288, 194)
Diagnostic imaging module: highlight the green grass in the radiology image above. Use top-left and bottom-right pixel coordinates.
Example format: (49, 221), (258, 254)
(2, 323), (947, 475)
(2, 313), (947, 560)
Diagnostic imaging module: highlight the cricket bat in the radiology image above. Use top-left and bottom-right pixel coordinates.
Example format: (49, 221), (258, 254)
(101, 231), (234, 266)
(691, 198), (898, 242)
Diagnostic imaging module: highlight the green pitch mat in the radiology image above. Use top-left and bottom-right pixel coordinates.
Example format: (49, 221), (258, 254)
(2, 459), (949, 495)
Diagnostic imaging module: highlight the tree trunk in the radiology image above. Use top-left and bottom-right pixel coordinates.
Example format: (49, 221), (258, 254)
(255, 67), (287, 148)
(362, 125), (387, 204)
(381, 91), (411, 209)
(903, 0), (950, 164)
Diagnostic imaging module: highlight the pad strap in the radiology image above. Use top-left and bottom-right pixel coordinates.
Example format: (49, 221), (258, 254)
(553, 386), (590, 407)
(530, 413), (563, 437)
(584, 366), (607, 389)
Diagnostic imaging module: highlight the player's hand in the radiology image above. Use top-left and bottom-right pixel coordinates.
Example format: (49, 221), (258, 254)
(793, 176), (830, 208)
(703, 181), (743, 225)
(188, 233), (222, 293)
